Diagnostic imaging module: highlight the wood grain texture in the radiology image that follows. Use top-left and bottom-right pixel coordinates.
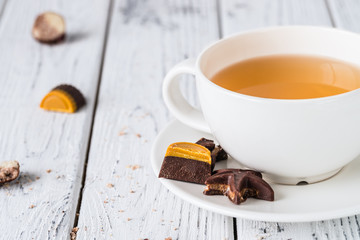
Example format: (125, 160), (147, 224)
(2, 0), (360, 239)
(76, 0), (234, 239)
(0, 0), (110, 239)
(220, 0), (332, 35)
(220, 0), (360, 239)
(327, 0), (360, 32)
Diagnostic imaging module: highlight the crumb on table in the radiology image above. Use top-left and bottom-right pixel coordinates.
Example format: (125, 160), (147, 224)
(70, 227), (79, 240)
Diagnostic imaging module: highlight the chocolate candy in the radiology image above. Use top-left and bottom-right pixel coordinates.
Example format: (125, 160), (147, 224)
(211, 145), (228, 162)
(196, 138), (228, 163)
(32, 12), (66, 43)
(196, 138), (215, 151)
(40, 84), (85, 113)
(158, 142), (213, 184)
(203, 169), (274, 204)
(0, 161), (20, 184)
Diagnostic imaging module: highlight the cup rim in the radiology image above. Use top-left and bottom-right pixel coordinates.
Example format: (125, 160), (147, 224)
(195, 25), (360, 103)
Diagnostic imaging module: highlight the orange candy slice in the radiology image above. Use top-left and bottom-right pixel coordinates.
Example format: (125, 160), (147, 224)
(40, 84), (85, 113)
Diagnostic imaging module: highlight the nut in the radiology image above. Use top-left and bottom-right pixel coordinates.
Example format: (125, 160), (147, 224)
(0, 161), (20, 184)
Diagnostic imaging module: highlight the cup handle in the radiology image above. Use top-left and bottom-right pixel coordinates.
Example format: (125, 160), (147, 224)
(163, 58), (211, 133)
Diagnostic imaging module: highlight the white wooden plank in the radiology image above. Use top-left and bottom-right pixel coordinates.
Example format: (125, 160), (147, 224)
(327, 0), (360, 32)
(76, 0), (234, 239)
(221, 0), (332, 35)
(0, 0), (110, 239)
(220, 0), (360, 239)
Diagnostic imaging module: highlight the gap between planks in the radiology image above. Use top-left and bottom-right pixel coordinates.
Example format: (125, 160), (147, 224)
(324, 0), (336, 27)
(72, 0), (115, 230)
(0, 0), (8, 23)
(216, 0), (224, 39)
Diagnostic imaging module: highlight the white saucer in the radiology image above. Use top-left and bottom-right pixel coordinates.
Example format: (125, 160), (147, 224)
(151, 120), (360, 222)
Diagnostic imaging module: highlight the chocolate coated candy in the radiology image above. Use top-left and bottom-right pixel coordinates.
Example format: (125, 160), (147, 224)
(53, 84), (86, 110)
(195, 138), (215, 151)
(158, 142), (212, 184)
(203, 169), (274, 204)
(32, 12), (66, 43)
(195, 138), (228, 163)
(211, 145), (228, 162)
(0, 161), (20, 184)
(40, 84), (86, 113)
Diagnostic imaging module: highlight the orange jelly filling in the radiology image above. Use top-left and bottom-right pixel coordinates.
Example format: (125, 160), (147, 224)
(40, 89), (77, 113)
(165, 142), (212, 164)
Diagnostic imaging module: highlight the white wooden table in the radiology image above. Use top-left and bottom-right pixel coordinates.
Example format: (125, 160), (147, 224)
(1, 0), (360, 239)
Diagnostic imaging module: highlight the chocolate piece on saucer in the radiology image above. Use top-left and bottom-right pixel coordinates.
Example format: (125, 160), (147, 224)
(212, 145), (228, 162)
(196, 138), (228, 167)
(203, 169), (274, 204)
(158, 142), (212, 184)
(195, 138), (215, 151)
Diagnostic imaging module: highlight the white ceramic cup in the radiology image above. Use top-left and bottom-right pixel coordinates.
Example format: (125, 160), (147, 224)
(163, 26), (360, 184)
